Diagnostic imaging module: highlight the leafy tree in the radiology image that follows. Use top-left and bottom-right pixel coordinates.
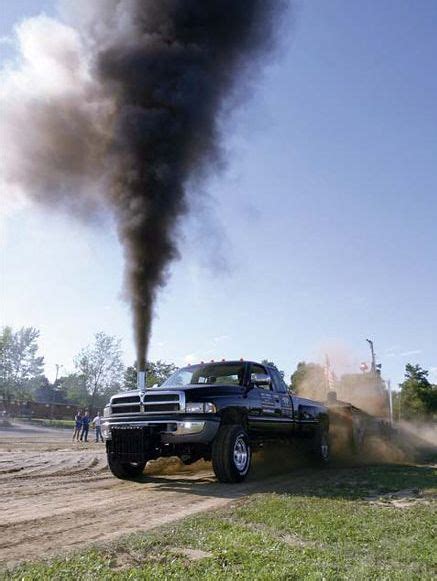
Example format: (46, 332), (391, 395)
(399, 364), (437, 420)
(290, 361), (326, 397)
(74, 332), (124, 410)
(30, 375), (67, 403)
(147, 360), (178, 386)
(123, 365), (137, 390)
(123, 360), (178, 390)
(56, 373), (88, 407)
(0, 326), (45, 400)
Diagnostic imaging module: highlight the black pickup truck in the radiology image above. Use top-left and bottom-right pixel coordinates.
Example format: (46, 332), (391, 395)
(102, 360), (329, 482)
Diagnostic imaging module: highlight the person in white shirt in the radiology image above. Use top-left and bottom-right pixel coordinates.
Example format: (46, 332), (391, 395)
(92, 411), (104, 443)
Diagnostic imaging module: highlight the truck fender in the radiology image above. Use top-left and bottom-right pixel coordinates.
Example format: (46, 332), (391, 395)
(219, 407), (248, 431)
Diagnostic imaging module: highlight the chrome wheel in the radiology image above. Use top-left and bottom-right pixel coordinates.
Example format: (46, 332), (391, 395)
(212, 425), (252, 483)
(233, 435), (249, 473)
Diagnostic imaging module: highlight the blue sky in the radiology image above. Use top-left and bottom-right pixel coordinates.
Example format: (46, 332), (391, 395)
(1, 1), (436, 385)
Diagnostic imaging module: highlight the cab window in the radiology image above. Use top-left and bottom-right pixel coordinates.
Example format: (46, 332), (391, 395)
(250, 364), (272, 391)
(271, 368), (288, 394)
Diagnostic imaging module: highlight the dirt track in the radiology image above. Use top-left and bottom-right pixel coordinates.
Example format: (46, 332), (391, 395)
(2, 420), (435, 569)
(0, 422), (300, 568)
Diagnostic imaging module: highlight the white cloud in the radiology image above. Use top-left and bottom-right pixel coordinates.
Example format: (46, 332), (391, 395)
(183, 353), (198, 364)
(384, 345), (400, 354)
(213, 335), (230, 343)
(399, 350), (422, 357)
(0, 35), (14, 45)
(384, 347), (422, 359)
(182, 348), (217, 365)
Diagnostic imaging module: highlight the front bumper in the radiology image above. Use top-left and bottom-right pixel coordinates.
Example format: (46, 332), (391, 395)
(101, 415), (220, 444)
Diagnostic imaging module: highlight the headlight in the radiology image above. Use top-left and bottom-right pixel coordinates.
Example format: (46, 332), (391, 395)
(101, 423), (111, 440)
(103, 405), (111, 417)
(185, 402), (216, 414)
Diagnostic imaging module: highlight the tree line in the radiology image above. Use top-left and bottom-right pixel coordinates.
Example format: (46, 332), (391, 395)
(1, 326), (435, 421)
(0, 326), (176, 412)
(392, 364), (437, 421)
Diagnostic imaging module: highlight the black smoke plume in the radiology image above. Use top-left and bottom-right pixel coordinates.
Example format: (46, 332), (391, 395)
(1, 1), (287, 370)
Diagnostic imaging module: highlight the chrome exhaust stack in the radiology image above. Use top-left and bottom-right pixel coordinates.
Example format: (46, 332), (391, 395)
(137, 370), (146, 392)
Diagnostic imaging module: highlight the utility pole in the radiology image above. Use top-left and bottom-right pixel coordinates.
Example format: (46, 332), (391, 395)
(52, 364), (63, 419)
(54, 364), (62, 385)
(366, 339), (376, 374)
(387, 379), (393, 424)
(398, 390), (402, 422)
(324, 354), (335, 397)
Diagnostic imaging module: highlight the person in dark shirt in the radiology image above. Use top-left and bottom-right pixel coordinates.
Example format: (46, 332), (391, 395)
(72, 410), (82, 441)
(80, 410), (90, 442)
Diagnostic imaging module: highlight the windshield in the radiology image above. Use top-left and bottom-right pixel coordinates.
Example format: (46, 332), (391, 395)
(162, 363), (245, 387)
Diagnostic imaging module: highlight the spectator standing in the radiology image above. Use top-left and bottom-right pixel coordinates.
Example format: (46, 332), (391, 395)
(93, 411), (104, 443)
(72, 411), (82, 441)
(80, 410), (90, 442)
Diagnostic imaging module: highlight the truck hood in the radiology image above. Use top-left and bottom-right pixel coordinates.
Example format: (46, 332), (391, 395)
(111, 384), (244, 400)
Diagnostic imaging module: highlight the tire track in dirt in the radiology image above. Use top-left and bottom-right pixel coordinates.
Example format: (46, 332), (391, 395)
(0, 426), (297, 568)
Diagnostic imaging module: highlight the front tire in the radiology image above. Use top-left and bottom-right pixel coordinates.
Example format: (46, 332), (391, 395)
(107, 455), (146, 479)
(212, 425), (251, 483)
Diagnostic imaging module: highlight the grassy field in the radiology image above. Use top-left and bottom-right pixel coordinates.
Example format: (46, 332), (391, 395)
(5, 462), (436, 580)
(27, 418), (75, 429)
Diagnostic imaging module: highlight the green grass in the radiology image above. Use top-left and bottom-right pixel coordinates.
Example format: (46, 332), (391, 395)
(27, 418), (75, 429)
(5, 463), (437, 580)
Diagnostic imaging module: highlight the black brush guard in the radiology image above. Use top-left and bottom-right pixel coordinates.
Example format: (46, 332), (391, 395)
(107, 426), (165, 461)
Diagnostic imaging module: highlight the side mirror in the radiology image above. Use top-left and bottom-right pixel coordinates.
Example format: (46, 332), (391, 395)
(251, 373), (272, 387)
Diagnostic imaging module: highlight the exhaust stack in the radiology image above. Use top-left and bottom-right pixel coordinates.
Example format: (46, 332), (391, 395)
(137, 370), (146, 392)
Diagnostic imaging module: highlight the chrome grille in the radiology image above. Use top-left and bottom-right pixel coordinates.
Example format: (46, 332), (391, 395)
(112, 395), (140, 404)
(110, 391), (184, 415)
(111, 395), (141, 414)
